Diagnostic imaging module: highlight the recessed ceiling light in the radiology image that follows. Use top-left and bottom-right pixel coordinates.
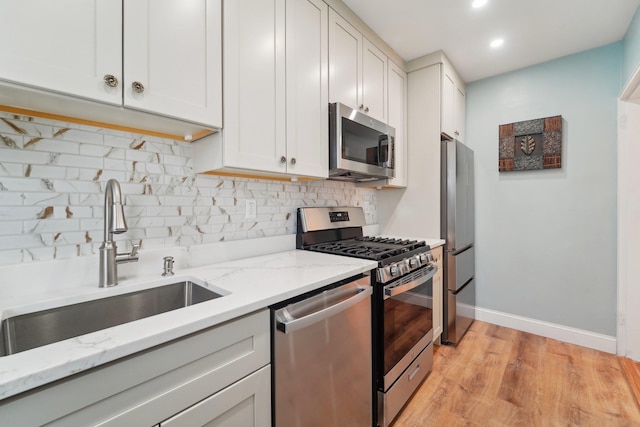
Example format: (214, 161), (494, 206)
(490, 38), (504, 48)
(472, 0), (488, 8)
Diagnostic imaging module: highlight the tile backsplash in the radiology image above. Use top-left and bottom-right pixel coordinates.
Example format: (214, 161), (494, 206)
(0, 111), (377, 267)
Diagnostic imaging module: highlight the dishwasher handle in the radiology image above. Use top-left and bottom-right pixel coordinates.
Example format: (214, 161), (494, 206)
(276, 286), (372, 334)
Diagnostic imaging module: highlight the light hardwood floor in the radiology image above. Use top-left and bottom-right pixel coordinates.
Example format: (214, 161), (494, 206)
(394, 321), (640, 426)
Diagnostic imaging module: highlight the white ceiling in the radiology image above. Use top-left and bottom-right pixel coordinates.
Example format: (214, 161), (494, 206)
(341, 0), (640, 82)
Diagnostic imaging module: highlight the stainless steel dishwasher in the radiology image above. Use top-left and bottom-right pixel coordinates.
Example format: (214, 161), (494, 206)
(271, 274), (373, 427)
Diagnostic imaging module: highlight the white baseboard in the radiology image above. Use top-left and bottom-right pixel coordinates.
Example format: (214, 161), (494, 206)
(475, 307), (617, 354)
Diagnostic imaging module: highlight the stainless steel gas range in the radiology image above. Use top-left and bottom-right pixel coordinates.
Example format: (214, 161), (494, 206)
(297, 206), (437, 427)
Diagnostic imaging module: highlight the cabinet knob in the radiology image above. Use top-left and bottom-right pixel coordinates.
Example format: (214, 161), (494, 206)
(454, 131), (459, 136)
(365, 107), (369, 113)
(131, 81), (145, 94)
(103, 74), (119, 88)
(359, 104), (364, 110)
(280, 156), (287, 164)
(290, 157), (296, 165)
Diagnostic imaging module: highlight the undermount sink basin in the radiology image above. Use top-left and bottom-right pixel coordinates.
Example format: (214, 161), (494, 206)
(0, 281), (223, 357)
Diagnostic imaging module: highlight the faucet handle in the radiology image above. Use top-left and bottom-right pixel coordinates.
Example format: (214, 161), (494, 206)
(162, 256), (175, 277)
(130, 244), (140, 257)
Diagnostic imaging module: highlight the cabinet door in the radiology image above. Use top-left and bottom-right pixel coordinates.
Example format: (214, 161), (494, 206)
(454, 86), (466, 142)
(0, 0), (121, 105)
(285, 0), (329, 178)
(222, 0), (286, 173)
(328, 8), (362, 111)
(441, 69), (455, 140)
(362, 38), (387, 123)
(161, 366), (271, 427)
(386, 60), (407, 187)
(124, 0), (222, 128)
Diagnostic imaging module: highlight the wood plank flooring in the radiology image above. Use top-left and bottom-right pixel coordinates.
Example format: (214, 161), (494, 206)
(393, 321), (640, 426)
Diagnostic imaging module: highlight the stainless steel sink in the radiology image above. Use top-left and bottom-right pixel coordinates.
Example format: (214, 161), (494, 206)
(0, 281), (223, 357)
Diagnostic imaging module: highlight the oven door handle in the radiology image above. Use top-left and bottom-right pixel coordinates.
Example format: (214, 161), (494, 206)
(276, 286), (372, 334)
(384, 265), (437, 298)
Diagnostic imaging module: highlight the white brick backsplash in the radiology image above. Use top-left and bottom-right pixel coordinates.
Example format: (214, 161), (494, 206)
(0, 118), (53, 138)
(0, 147), (54, 165)
(25, 138), (80, 154)
(0, 233), (47, 250)
(0, 110), (377, 267)
(0, 206), (43, 220)
(0, 221), (23, 235)
(0, 249), (24, 264)
(55, 128), (104, 144)
(0, 162), (25, 177)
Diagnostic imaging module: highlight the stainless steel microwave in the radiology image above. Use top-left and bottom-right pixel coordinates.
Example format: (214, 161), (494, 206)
(329, 102), (395, 182)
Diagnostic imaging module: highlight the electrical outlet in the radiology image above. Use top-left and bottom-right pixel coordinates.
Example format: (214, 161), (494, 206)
(245, 199), (257, 219)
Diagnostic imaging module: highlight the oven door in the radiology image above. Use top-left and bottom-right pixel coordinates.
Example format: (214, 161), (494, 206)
(381, 264), (436, 390)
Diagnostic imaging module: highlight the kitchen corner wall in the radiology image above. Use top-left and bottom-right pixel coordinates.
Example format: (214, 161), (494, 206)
(466, 42), (621, 336)
(0, 111), (377, 268)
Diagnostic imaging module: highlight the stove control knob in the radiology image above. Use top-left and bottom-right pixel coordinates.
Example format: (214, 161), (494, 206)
(390, 265), (399, 277)
(408, 258), (417, 268)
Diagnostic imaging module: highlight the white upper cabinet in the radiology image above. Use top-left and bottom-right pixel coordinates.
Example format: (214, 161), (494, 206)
(0, 0), (221, 136)
(386, 60), (407, 188)
(328, 9), (362, 112)
(194, 0), (328, 179)
(212, 0), (284, 173)
(285, 0), (329, 178)
(124, 0), (222, 128)
(441, 61), (465, 142)
(454, 85), (466, 142)
(328, 9), (387, 123)
(362, 38), (388, 123)
(0, 0), (122, 105)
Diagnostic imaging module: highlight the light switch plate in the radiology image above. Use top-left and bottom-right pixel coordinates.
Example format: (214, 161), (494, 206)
(246, 199), (257, 219)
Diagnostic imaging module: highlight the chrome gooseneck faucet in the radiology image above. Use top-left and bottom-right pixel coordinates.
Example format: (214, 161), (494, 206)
(99, 179), (139, 287)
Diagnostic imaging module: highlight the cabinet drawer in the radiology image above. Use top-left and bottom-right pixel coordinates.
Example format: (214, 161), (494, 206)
(1, 310), (270, 427)
(161, 365), (271, 427)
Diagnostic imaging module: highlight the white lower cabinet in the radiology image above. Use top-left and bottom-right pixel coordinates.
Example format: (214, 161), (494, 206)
(0, 310), (270, 427)
(160, 366), (271, 427)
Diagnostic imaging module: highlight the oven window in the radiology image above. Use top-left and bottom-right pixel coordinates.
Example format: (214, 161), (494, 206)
(341, 118), (390, 166)
(383, 280), (433, 375)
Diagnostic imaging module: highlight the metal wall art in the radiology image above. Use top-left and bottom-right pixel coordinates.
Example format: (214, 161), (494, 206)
(498, 115), (562, 172)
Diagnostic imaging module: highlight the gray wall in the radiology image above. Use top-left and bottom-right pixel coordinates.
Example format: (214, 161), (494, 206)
(466, 42), (622, 336)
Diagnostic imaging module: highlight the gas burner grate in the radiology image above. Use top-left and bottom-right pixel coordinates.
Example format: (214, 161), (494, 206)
(306, 237), (428, 261)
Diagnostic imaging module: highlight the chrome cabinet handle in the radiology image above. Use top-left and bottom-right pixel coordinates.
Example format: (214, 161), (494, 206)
(454, 131), (460, 136)
(280, 156), (287, 164)
(290, 157), (296, 165)
(131, 81), (145, 93)
(103, 74), (119, 88)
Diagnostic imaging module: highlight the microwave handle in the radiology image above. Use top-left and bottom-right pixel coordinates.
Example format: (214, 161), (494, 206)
(378, 135), (394, 168)
(387, 135), (394, 168)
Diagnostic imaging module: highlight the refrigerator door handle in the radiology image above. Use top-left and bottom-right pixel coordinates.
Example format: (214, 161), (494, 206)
(450, 277), (473, 296)
(447, 243), (473, 256)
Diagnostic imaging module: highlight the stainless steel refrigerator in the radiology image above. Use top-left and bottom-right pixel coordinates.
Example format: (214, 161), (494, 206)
(441, 139), (475, 345)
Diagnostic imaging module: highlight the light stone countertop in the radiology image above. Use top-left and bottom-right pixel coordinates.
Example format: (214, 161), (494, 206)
(0, 250), (376, 401)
